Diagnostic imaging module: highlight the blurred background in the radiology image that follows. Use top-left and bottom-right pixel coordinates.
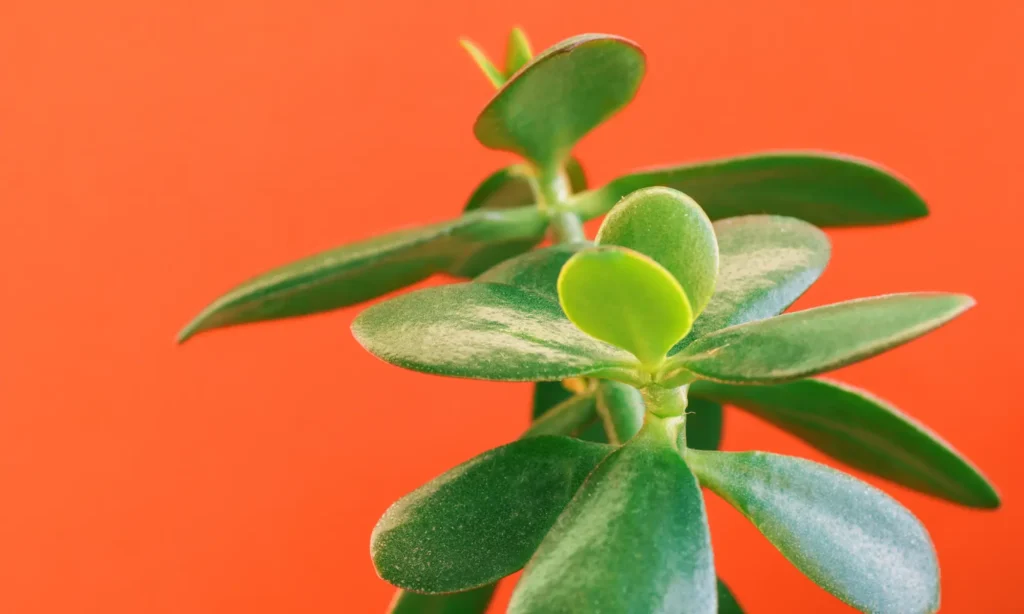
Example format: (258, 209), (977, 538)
(2, 1), (1021, 612)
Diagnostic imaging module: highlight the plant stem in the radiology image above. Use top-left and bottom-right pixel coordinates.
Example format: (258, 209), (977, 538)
(535, 164), (586, 243)
(641, 385), (690, 448)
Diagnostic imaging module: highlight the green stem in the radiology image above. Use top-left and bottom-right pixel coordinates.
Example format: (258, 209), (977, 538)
(534, 164), (587, 243)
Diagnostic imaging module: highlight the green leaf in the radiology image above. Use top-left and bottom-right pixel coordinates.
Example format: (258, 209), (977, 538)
(504, 27), (533, 76)
(717, 580), (744, 614)
(686, 397), (724, 451)
(667, 293), (974, 384)
(352, 282), (640, 382)
(596, 187), (719, 316)
(462, 158), (587, 213)
(531, 380), (575, 419)
(558, 246), (692, 368)
(677, 215), (830, 349)
(595, 380), (644, 444)
(523, 391), (599, 438)
(477, 243), (586, 303)
(178, 206), (547, 342)
(372, 436), (613, 593)
(687, 449), (939, 614)
(460, 38), (505, 88)
(571, 151), (929, 226)
(388, 585), (497, 614)
(689, 378), (1000, 508)
(474, 34), (645, 171)
(510, 427), (716, 614)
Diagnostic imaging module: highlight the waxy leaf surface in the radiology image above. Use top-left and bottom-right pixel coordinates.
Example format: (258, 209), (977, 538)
(572, 151), (929, 226)
(597, 187), (719, 316)
(688, 450), (939, 614)
(372, 436), (613, 593)
(595, 380), (644, 444)
(690, 378), (999, 508)
(388, 585), (497, 614)
(510, 428), (716, 614)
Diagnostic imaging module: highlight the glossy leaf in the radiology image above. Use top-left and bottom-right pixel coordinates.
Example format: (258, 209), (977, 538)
(571, 151), (929, 226)
(475, 34), (645, 170)
(669, 293), (974, 384)
(523, 391), (599, 438)
(558, 246), (692, 367)
(353, 282), (640, 382)
(686, 397), (724, 451)
(595, 380), (644, 444)
(388, 585), (497, 614)
(690, 378), (1000, 508)
(372, 436), (613, 592)
(462, 158), (587, 213)
(717, 580), (744, 614)
(596, 187), (719, 316)
(676, 215), (830, 349)
(460, 38), (505, 88)
(510, 427), (716, 613)
(179, 206), (548, 342)
(688, 450), (939, 614)
(504, 27), (533, 76)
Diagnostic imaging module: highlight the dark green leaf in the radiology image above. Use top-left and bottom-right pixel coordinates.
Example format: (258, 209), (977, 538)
(596, 187), (719, 316)
(676, 215), (830, 349)
(462, 159), (587, 213)
(523, 391), (598, 438)
(531, 380), (575, 419)
(689, 378), (1000, 508)
(352, 282), (640, 382)
(717, 579), (744, 614)
(688, 450), (939, 614)
(179, 206), (548, 342)
(460, 38), (505, 88)
(372, 436), (613, 593)
(475, 34), (645, 170)
(504, 27), (533, 76)
(686, 397), (724, 451)
(477, 243), (586, 303)
(595, 380), (644, 444)
(668, 293), (974, 384)
(510, 426), (716, 613)
(571, 151), (929, 226)
(388, 585), (497, 614)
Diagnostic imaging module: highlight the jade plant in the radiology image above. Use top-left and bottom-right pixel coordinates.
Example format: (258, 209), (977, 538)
(179, 29), (999, 614)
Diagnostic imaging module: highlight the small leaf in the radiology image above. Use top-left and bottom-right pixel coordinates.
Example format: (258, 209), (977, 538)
(504, 27), (533, 76)
(372, 436), (613, 593)
(595, 380), (644, 444)
(352, 282), (640, 382)
(178, 206), (547, 342)
(558, 246), (692, 367)
(717, 579), (744, 614)
(686, 397), (724, 451)
(459, 38), (505, 88)
(676, 215), (830, 350)
(596, 187), (719, 316)
(687, 449), (939, 614)
(571, 151), (929, 226)
(510, 427), (716, 614)
(462, 158), (587, 212)
(669, 293), (974, 384)
(475, 34), (645, 171)
(690, 378), (1000, 508)
(388, 585), (497, 614)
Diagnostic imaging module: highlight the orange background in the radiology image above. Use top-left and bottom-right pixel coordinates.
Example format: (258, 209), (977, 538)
(2, 1), (1022, 612)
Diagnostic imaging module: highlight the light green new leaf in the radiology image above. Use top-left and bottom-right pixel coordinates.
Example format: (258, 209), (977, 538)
(510, 427), (716, 614)
(688, 450), (939, 614)
(475, 34), (645, 171)
(571, 151), (929, 226)
(597, 187), (719, 316)
(372, 436), (613, 593)
(689, 378), (1000, 508)
(460, 38), (505, 88)
(669, 293), (974, 384)
(352, 282), (640, 382)
(676, 215), (830, 349)
(686, 397), (724, 451)
(178, 206), (548, 342)
(504, 27), (533, 76)
(558, 246), (692, 367)
(388, 585), (497, 614)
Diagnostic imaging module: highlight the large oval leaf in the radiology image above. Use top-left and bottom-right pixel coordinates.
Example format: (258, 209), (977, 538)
(178, 206), (548, 342)
(474, 34), (645, 170)
(667, 293), (974, 384)
(596, 187), (719, 316)
(675, 215), (830, 350)
(687, 450), (939, 614)
(558, 246), (692, 367)
(571, 151), (929, 226)
(510, 427), (716, 613)
(352, 282), (640, 382)
(371, 436), (613, 592)
(477, 242), (587, 303)
(690, 378), (999, 508)
(388, 585), (497, 614)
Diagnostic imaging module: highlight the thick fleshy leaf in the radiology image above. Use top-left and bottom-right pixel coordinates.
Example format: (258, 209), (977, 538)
(504, 27), (533, 76)
(353, 282), (640, 381)
(460, 38), (505, 88)
(474, 34), (645, 170)
(571, 151), (929, 226)
(690, 378), (1000, 508)
(178, 206), (547, 342)
(687, 450), (939, 614)
(676, 215), (830, 350)
(531, 380), (575, 419)
(510, 427), (716, 614)
(686, 397), (724, 451)
(558, 246), (692, 367)
(372, 436), (613, 592)
(523, 391), (599, 438)
(596, 187), (719, 316)
(717, 580), (744, 614)
(667, 293), (974, 384)
(462, 159), (587, 213)
(388, 585), (497, 614)
(595, 380), (644, 444)
(478, 243), (586, 302)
